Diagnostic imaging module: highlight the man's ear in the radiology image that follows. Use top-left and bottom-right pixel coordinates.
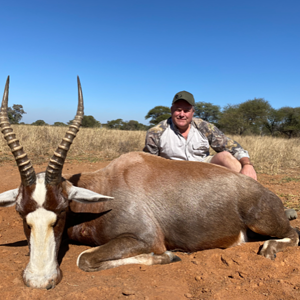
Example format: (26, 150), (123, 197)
(67, 186), (114, 204)
(0, 188), (19, 207)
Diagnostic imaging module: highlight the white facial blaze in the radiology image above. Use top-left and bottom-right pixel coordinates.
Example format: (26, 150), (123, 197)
(31, 173), (47, 206)
(23, 207), (59, 287)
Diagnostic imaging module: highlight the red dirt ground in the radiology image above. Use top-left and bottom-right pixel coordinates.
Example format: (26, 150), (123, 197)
(1, 160), (300, 300)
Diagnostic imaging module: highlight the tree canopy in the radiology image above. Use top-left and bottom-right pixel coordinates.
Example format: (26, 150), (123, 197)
(106, 119), (148, 131)
(276, 107), (300, 138)
(81, 115), (101, 128)
(31, 120), (48, 126)
(67, 115), (101, 128)
(145, 106), (171, 126)
(122, 120), (148, 131)
(219, 98), (271, 135)
(106, 118), (124, 129)
(263, 108), (285, 136)
(7, 104), (26, 124)
(53, 122), (67, 127)
(218, 104), (245, 135)
(194, 102), (221, 124)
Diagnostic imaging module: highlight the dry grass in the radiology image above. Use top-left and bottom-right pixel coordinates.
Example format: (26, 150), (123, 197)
(0, 126), (300, 174)
(0, 125), (145, 164)
(230, 135), (300, 174)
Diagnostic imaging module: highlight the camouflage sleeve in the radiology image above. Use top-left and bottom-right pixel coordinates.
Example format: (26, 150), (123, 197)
(143, 130), (160, 155)
(192, 118), (250, 161)
(143, 119), (169, 155)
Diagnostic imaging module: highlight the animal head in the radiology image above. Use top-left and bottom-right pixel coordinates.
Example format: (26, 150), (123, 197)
(0, 77), (113, 289)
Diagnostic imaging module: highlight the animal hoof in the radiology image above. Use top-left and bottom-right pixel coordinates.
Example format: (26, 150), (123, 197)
(172, 255), (182, 263)
(165, 251), (175, 261)
(285, 208), (297, 220)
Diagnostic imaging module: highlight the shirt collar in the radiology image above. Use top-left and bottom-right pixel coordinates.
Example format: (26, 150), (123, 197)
(169, 118), (181, 135)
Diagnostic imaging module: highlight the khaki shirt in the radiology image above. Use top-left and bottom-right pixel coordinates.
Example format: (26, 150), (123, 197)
(143, 118), (249, 162)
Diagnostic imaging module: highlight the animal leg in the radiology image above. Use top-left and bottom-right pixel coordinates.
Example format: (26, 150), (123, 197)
(245, 206), (299, 260)
(77, 235), (175, 272)
(259, 233), (298, 260)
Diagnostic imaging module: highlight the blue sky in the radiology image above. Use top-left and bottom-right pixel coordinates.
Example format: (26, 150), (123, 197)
(1, 0), (299, 125)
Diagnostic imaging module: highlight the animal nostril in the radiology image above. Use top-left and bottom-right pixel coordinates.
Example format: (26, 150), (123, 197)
(46, 280), (55, 290)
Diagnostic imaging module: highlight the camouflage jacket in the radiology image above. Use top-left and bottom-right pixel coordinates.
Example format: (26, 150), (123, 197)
(143, 117), (249, 162)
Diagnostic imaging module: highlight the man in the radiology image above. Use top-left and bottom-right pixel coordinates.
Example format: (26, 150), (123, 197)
(143, 91), (296, 220)
(144, 90), (257, 180)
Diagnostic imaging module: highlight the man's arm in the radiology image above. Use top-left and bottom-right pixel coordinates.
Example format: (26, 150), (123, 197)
(143, 119), (169, 156)
(239, 157), (257, 180)
(193, 119), (257, 180)
(193, 119), (248, 158)
(143, 130), (160, 155)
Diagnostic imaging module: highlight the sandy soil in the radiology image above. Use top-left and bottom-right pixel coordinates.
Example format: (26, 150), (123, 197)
(1, 160), (300, 300)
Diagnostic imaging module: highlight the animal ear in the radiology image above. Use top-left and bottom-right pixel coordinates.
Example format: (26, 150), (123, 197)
(0, 188), (19, 207)
(67, 186), (114, 203)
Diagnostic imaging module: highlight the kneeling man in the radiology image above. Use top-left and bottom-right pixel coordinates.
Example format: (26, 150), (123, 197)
(143, 91), (296, 219)
(144, 91), (256, 179)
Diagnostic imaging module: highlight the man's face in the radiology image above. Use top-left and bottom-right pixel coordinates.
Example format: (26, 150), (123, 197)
(171, 100), (194, 131)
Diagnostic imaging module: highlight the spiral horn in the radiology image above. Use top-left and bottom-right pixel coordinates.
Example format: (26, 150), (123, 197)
(0, 76), (36, 186)
(45, 76), (84, 185)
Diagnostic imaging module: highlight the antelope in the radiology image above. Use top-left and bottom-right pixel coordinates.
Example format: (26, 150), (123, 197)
(0, 77), (298, 290)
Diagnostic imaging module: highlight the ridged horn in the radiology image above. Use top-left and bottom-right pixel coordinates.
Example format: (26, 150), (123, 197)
(45, 76), (84, 185)
(0, 76), (36, 186)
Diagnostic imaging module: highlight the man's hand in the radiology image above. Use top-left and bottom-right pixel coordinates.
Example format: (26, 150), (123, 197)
(240, 164), (257, 181)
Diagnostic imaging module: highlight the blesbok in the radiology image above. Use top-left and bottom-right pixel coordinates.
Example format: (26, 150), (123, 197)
(0, 77), (298, 290)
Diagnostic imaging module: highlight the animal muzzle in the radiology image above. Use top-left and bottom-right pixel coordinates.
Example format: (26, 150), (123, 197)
(23, 264), (62, 289)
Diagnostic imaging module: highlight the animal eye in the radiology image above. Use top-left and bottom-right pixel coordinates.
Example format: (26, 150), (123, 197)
(27, 224), (31, 230)
(51, 220), (58, 227)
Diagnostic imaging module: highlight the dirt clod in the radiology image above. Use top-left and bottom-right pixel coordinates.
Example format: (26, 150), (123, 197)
(122, 290), (135, 296)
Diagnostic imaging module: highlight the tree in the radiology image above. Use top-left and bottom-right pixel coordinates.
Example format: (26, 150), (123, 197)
(277, 107), (300, 138)
(53, 122), (67, 127)
(218, 104), (245, 135)
(106, 119), (124, 129)
(7, 104), (26, 124)
(238, 98), (271, 135)
(68, 115), (101, 128)
(194, 102), (221, 124)
(262, 108), (285, 136)
(31, 120), (48, 126)
(107, 119), (148, 131)
(82, 115), (101, 128)
(219, 98), (271, 135)
(145, 106), (171, 126)
(121, 120), (148, 131)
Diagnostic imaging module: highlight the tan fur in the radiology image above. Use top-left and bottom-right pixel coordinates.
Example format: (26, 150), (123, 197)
(65, 152), (298, 260)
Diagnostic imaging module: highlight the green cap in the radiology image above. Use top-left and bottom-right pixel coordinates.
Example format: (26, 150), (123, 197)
(172, 91), (195, 106)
